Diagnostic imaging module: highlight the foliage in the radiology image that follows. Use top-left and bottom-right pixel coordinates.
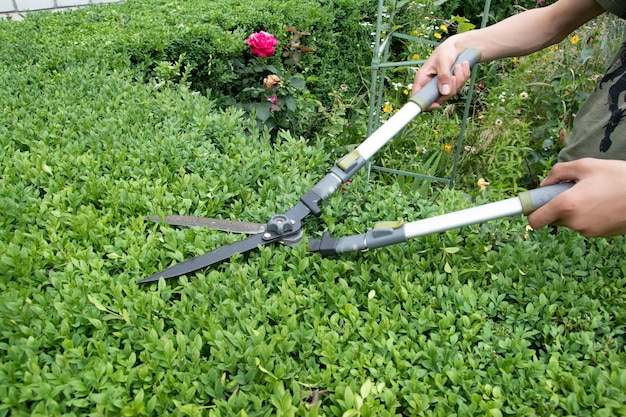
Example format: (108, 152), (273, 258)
(437, 0), (557, 25)
(367, 3), (624, 193)
(1, 1), (626, 416)
(450, 13), (625, 190)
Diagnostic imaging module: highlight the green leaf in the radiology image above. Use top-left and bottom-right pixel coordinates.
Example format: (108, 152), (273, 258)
(360, 379), (373, 399)
(289, 76), (306, 90)
(87, 294), (109, 313)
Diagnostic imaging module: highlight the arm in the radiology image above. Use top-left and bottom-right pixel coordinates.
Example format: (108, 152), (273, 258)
(412, 0), (605, 105)
(528, 158), (626, 237)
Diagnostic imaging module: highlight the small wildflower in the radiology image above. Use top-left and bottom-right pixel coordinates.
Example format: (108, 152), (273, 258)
(442, 144), (453, 153)
(403, 89), (409, 95)
(512, 57), (518, 65)
(570, 34), (580, 45)
(439, 24), (448, 33)
(411, 29), (420, 36)
(495, 118), (503, 126)
(522, 224), (534, 239)
(477, 178), (490, 192)
(411, 54), (420, 60)
(382, 102), (393, 114)
(519, 91), (529, 99)
(340, 83), (348, 91)
(391, 82), (403, 91)
(434, 32), (442, 39)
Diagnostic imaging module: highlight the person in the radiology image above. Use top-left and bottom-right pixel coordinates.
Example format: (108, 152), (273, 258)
(412, 0), (626, 238)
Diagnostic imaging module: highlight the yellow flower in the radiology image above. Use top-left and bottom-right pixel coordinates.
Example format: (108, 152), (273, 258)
(411, 54), (420, 60)
(434, 32), (442, 39)
(403, 89), (409, 95)
(521, 224), (534, 239)
(570, 34), (580, 44)
(411, 29), (419, 36)
(440, 24), (448, 33)
(442, 144), (452, 153)
(382, 102), (393, 114)
(477, 178), (490, 191)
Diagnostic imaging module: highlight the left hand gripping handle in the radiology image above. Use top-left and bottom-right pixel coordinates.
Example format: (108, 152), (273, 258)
(410, 47), (481, 111)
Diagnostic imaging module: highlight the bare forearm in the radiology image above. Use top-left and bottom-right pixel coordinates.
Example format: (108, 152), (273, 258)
(446, 0), (604, 61)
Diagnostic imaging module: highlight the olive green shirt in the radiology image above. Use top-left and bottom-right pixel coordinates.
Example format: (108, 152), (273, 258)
(558, 1), (626, 161)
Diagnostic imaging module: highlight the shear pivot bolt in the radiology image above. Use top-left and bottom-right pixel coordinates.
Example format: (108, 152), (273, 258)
(265, 214), (294, 236)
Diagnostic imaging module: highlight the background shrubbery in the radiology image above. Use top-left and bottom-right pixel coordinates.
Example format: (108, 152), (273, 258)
(1, 0), (625, 415)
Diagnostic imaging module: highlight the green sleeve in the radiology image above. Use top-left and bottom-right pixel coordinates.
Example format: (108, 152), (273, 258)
(596, 0), (626, 18)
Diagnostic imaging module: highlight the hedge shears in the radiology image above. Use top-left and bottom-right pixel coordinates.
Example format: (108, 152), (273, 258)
(139, 48), (573, 284)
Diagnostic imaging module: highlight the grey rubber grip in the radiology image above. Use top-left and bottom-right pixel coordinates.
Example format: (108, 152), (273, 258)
(410, 47), (482, 111)
(519, 182), (575, 215)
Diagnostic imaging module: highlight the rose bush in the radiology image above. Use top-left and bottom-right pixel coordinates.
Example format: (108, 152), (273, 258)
(246, 30), (279, 57)
(224, 28), (318, 138)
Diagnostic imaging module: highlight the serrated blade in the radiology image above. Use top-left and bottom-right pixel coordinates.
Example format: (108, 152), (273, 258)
(146, 215), (266, 234)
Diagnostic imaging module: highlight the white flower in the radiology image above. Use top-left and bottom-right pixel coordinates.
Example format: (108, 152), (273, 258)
(519, 91), (529, 99)
(495, 118), (503, 126)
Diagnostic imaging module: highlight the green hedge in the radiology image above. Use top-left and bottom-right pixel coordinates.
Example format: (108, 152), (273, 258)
(1, 1), (626, 415)
(0, 0), (374, 103)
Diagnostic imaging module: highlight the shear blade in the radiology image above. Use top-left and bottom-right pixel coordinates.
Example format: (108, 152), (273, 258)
(146, 215), (266, 234)
(139, 233), (270, 283)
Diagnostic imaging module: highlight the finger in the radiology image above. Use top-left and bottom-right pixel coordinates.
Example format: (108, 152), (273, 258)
(527, 196), (565, 230)
(540, 159), (589, 186)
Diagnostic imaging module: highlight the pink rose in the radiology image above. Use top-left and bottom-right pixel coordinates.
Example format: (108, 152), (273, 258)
(246, 31), (278, 57)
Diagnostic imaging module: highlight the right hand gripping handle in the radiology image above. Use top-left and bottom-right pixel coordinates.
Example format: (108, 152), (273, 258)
(519, 182), (575, 215)
(410, 47), (482, 111)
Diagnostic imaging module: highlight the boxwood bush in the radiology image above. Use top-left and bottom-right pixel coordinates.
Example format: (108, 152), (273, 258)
(1, 1), (625, 416)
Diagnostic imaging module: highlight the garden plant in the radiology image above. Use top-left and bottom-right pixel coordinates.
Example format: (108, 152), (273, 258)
(0, 0), (625, 415)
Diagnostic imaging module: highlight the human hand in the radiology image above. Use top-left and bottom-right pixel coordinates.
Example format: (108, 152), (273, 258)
(527, 158), (626, 237)
(411, 41), (473, 110)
